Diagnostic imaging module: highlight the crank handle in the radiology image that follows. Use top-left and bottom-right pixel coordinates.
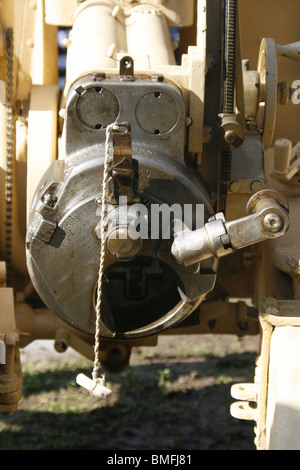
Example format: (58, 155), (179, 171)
(171, 190), (289, 267)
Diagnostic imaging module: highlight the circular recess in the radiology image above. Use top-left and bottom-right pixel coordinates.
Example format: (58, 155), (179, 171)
(99, 256), (182, 334)
(136, 91), (179, 134)
(76, 87), (119, 129)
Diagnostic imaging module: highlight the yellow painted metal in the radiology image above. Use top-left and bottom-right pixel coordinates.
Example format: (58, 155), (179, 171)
(1, 0), (300, 449)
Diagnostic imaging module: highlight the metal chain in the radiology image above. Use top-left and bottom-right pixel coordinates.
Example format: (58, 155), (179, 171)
(5, 28), (14, 286)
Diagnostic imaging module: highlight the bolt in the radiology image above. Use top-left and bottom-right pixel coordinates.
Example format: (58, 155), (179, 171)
(263, 213), (284, 233)
(229, 180), (240, 193)
(26, 38), (34, 48)
(59, 108), (66, 119)
(224, 130), (238, 144)
(250, 180), (264, 192)
(185, 116), (192, 127)
(42, 193), (57, 207)
(221, 233), (231, 248)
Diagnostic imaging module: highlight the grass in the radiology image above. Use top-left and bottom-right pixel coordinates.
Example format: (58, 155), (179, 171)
(0, 340), (258, 450)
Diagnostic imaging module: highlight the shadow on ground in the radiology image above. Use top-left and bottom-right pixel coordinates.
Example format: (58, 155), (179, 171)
(0, 347), (257, 450)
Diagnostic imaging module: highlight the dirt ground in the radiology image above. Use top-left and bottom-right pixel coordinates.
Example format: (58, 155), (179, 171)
(14, 332), (260, 451)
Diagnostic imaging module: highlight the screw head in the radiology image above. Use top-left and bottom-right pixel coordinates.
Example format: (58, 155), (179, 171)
(224, 130), (238, 144)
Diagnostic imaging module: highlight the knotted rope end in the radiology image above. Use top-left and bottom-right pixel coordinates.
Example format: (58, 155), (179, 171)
(76, 373), (112, 400)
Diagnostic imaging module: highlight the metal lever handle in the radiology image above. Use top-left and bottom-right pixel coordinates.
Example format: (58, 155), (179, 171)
(171, 190), (289, 267)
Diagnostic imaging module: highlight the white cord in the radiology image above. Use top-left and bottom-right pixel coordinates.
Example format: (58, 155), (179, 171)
(76, 123), (118, 399)
(92, 123), (115, 383)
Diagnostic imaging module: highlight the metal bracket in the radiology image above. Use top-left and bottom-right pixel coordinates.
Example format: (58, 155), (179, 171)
(111, 122), (136, 201)
(119, 55), (134, 81)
